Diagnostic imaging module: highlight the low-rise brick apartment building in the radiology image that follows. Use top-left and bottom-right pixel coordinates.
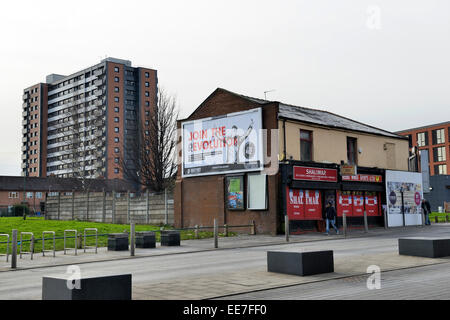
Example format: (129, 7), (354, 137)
(396, 122), (450, 211)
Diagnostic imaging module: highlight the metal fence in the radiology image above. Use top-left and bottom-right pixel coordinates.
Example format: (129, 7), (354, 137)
(45, 190), (174, 225)
(0, 220), (257, 267)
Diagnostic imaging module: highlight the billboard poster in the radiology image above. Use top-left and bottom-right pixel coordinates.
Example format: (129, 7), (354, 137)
(182, 108), (263, 177)
(226, 176), (244, 210)
(385, 170), (423, 227)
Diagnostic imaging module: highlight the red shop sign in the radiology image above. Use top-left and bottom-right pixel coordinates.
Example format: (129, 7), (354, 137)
(293, 166), (338, 182)
(341, 174), (383, 183)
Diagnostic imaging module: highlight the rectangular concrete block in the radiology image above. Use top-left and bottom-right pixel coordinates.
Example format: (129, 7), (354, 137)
(108, 233), (129, 251)
(160, 230), (180, 246)
(267, 251), (334, 276)
(42, 274), (132, 300)
(399, 238), (450, 258)
(136, 231), (156, 248)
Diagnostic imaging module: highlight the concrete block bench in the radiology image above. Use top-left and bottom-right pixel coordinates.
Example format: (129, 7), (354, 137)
(160, 230), (180, 246)
(267, 250), (334, 276)
(136, 231), (156, 248)
(42, 274), (132, 300)
(107, 233), (129, 251)
(399, 238), (450, 258)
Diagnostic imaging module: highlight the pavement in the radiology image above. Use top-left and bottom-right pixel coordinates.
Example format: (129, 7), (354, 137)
(0, 223), (449, 300)
(217, 262), (450, 300)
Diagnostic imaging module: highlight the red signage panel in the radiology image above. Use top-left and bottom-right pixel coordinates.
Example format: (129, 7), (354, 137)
(286, 187), (305, 220)
(304, 190), (322, 219)
(337, 191), (352, 217)
(286, 187), (322, 220)
(293, 166), (338, 182)
(352, 191), (364, 216)
(342, 174), (383, 183)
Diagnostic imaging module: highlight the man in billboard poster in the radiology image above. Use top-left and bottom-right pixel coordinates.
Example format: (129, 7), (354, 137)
(215, 119), (254, 166)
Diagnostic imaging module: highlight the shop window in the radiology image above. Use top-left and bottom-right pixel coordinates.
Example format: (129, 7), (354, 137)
(247, 173), (267, 210)
(347, 137), (358, 165)
(226, 176), (244, 210)
(300, 130), (313, 161)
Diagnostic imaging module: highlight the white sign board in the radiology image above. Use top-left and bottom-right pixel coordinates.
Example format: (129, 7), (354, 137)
(182, 108), (264, 177)
(385, 170), (423, 227)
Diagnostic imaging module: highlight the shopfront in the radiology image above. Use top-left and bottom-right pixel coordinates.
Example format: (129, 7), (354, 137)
(281, 161), (386, 233)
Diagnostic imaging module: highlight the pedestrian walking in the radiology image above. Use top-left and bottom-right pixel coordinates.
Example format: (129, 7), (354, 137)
(324, 201), (339, 235)
(421, 198), (431, 225)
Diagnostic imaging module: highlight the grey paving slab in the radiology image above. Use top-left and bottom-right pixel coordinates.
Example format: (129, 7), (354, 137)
(218, 262), (450, 300)
(0, 224), (449, 300)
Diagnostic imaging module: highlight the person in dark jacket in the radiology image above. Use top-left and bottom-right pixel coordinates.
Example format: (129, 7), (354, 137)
(324, 201), (339, 235)
(421, 198), (431, 225)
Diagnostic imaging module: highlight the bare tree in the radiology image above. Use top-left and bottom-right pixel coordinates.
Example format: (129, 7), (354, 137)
(120, 88), (178, 192)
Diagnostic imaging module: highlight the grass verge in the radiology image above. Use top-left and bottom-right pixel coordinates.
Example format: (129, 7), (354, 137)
(0, 217), (235, 254)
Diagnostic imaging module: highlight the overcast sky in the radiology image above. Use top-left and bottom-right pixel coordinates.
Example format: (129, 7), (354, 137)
(0, 0), (449, 176)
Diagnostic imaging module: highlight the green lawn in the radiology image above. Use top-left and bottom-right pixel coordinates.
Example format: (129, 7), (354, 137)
(0, 217), (234, 254)
(430, 212), (449, 223)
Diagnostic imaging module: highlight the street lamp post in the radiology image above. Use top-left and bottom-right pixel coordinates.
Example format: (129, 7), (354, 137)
(400, 186), (405, 227)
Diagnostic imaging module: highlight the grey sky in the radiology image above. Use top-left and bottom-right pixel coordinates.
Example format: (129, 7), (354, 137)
(0, 0), (449, 176)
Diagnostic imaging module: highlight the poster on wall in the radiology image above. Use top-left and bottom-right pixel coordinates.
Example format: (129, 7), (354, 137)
(385, 170), (423, 227)
(226, 176), (244, 210)
(365, 192), (379, 216)
(182, 108), (264, 177)
(352, 191), (365, 216)
(286, 187), (305, 220)
(337, 191), (352, 217)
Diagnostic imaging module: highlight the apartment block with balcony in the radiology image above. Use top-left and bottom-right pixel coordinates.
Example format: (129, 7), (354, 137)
(21, 58), (158, 181)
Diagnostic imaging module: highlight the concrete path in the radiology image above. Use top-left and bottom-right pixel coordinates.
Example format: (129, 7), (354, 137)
(218, 262), (450, 300)
(0, 224), (449, 300)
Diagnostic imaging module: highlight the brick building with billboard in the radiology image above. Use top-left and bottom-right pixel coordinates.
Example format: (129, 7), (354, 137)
(175, 88), (411, 234)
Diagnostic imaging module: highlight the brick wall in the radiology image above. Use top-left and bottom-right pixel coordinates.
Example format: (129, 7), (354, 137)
(175, 89), (280, 234)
